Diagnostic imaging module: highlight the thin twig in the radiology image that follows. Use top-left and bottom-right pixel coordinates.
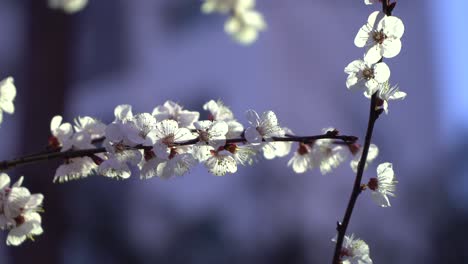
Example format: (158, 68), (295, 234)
(332, 1), (391, 263)
(0, 133), (357, 172)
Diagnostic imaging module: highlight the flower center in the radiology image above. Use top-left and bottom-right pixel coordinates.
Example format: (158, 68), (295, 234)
(168, 147), (178, 159)
(14, 215), (25, 226)
(224, 143), (238, 154)
(162, 134), (175, 146)
(48, 135), (60, 150)
(340, 248), (353, 260)
(199, 130), (210, 143)
(144, 149), (156, 161)
(372, 30), (386, 44)
(297, 143), (310, 155)
(362, 68), (375, 80)
(368, 177), (379, 191)
(115, 142), (126, 153)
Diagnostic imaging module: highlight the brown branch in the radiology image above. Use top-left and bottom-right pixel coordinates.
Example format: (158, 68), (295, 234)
(331, 1), (392, 263)
(0, 133), (357, 172)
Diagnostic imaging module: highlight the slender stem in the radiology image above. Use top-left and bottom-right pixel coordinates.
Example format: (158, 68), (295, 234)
(0, 133), (357, 172)
(332, 94), (380, 263)
(332, 2), (392, 263)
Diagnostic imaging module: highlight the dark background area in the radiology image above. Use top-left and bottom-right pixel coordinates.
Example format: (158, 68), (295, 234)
(0, 0), (467, 263)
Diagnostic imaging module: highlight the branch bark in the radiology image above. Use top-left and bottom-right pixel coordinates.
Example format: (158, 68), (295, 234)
(331, 1), (393, 263)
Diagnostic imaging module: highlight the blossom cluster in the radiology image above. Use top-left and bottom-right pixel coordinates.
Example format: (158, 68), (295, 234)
(345, 8), (407, 113)
(0, 173), (44, 246)
(49, 100), (369, 183)
(332, 2), (404, 263)
(201, 0), (266, 44)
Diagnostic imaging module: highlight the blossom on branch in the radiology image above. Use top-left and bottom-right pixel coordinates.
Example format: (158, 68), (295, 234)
(287, 143), (315, 173)
(367, 162), (398, 207)
(194, 120), (229, 149)
(332, 234), (373, 264)
(350, 143), (379, 173)
(152, 101), (199, 129)
(355, 11), (405, 64)
(0, 173), (44, 246)
(372, 81), (407, 114)
(345, 59), (390, 96)
(0, 77), (16, 125)
(245, 110), (284, 144)
(49, 115), (73, 150)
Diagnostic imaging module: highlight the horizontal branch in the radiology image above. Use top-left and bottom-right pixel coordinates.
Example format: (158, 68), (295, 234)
(0, 133), (358, 172)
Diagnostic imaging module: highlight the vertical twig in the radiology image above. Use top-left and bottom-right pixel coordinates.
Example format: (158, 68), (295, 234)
(331, 1), (392, 263)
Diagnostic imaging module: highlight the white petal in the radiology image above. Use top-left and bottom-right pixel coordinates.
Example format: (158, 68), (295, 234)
(363, 45), (382, 64)
(194, 120), (212, 131)
(0, 77), (16, 101)
(380, 15), (405, 39)
(245, 109), (260, 126)
(354, 25), (372, 48)
(346, 74), (359, 89)
(344, 60), (365, 74)
(389, 90), (407, 100)
(373, 62), (391, 83)
(50, 115), (63, 132)
(206, 155), (237, 176)
(377, 162), (394, 180)
(371, 191), (391, 207)
(114, 104), (133, 122)
(155, 120), (179, 139)
(211, 121), (229, 136)
(245, 127), (262, 143)
(154, 142), (170, 159)
(382, 38), (402, 59)
(0, 100), (14, 114)
(0, 173), (11, 190)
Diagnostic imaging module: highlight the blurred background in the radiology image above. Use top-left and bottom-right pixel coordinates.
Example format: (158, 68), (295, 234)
(0, 0), (467, 263)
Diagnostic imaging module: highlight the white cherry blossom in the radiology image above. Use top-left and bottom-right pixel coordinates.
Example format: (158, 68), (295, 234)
(114, 104), (133, 123)
(48, 0), (88, 14)
(368, 162), (397, 207)
(98, 150), (142, 179)
(287, 143), (315, 174)
(53, 156), (98, 183)
(345, 59), (390, 96)
(0, 77), (16, 125)
(152, 120), (195, 159)
(156, 151), (197, 179)
(355, 11), (405, 64)
(245, 110), (284, 144)
(225, 5), (266, 45)
(314, 141), (347, 175)
(194, 120), (229, 149)
(333, 234), (373, 264)
(203, 100), (235, 121)
(350, 143), (379, 173)
(73, 116), (106, 140)
(125, 113), (158, 146)
(262, 128), (294, 160)
(226, 120), (244, 138)
(374, 82), (407, 114)
(49, 115), (73, 150)
(195, 146), (238, 176)
(0, 174), (44, 246)
(152, 101), (199, 128)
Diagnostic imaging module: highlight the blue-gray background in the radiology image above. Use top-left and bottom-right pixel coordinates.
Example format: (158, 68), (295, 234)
(0, 0), (467, 263)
